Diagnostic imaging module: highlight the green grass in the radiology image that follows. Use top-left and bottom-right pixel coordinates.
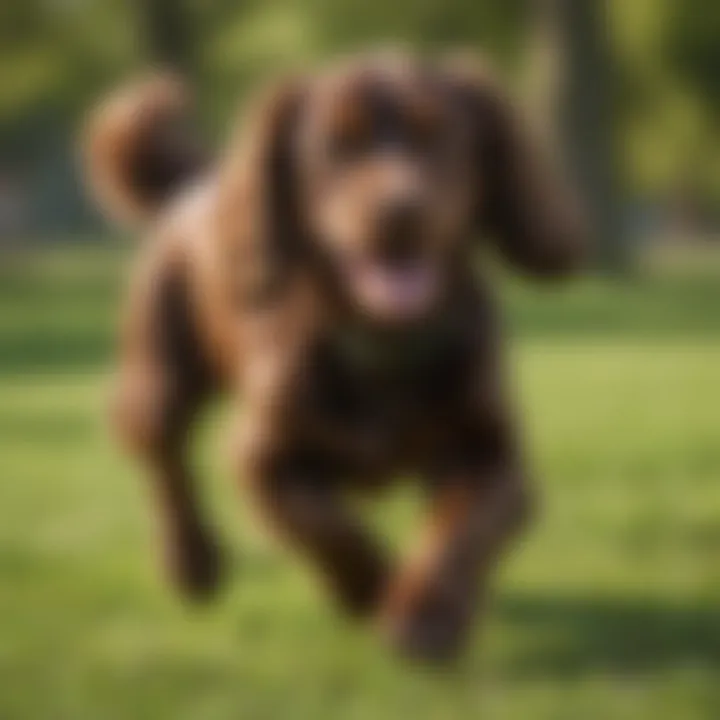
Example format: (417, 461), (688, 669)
(1, 243), (719, 719)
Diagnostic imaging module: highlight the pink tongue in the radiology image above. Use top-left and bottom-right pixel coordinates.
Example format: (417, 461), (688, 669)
(355, 264), (438, 318)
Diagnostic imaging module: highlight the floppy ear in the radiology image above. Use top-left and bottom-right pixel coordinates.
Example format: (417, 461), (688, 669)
(445, 57), (587, 277)
(217, 78), (307, 305)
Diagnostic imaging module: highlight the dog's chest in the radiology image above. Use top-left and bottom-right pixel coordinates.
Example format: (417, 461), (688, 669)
(297, 335), (471, 473)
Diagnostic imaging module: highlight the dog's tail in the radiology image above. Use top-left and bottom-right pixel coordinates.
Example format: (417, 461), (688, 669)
(82, 75), (206, 227)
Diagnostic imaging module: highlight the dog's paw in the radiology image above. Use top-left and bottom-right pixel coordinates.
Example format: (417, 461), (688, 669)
(380, 585), (473, 664)
(164, 526), (227, 602)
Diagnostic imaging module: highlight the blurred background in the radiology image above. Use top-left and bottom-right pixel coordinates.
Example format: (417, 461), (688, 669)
(2, 0), (719, 256)
(1, 1), (719, 719)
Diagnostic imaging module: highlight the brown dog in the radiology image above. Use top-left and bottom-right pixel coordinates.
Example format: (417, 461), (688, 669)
(83, 51), (585, 663)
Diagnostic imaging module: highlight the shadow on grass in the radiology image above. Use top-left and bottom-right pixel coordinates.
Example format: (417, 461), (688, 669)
(0, 247), (120, 375)
(496, 593), (720, 677)
(0, 334), (113, 375)
(504, 274), (720, 342)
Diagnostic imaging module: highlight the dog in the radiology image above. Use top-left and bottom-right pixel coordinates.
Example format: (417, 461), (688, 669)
(83, 51), (585, 663)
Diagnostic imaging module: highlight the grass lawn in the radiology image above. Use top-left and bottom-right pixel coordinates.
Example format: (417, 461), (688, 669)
(1, 243), (719, 719)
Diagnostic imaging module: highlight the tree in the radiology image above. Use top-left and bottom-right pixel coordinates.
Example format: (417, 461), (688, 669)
(137, 0), (196, 76)
(530, 0), (628, 272)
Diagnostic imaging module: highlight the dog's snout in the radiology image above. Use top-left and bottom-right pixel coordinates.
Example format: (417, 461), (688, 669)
(382, 197), (422, 236)
(377, 196), (423, 263)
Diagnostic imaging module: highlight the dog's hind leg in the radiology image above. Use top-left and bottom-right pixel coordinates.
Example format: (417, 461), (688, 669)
(112, 252), (225, 600)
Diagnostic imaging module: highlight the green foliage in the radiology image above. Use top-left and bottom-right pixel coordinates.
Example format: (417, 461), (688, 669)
(303, 0), (524, 56)
(665, 0), (720, 117)
(0, 0), (718, 222)
(610, 0), (720, 201)
(0, 1), (137, 131)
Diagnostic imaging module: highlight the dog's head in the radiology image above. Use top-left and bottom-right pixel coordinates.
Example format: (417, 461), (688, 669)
(221, 51), (585, 324)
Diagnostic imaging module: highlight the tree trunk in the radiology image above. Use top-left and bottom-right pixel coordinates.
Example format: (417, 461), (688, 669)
(138, 0), (195, 76)
(530, 0), (629, 273)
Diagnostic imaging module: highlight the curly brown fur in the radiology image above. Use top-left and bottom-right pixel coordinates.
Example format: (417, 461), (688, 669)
(83, 74), (206, 226)
(83, 51), (585, 662)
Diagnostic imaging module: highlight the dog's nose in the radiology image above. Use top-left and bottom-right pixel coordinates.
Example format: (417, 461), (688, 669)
(377, 197), (423, 264)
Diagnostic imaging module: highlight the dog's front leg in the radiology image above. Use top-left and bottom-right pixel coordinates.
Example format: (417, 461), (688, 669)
(239, 433), (391, 618)
(380, 463), (531, 663)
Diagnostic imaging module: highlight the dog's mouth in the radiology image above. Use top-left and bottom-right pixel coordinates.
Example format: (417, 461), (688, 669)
(344, 255), (442, 322)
